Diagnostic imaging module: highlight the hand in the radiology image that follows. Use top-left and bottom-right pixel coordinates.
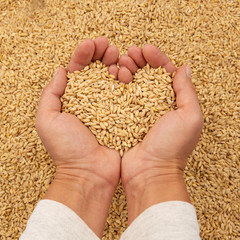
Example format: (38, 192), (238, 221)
(36, 37), (121, 237)
(120, 44), (204, 223)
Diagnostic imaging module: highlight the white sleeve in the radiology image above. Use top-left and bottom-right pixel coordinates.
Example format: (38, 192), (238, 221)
(120, 201), (201, 240)
(19, 199), (99, 240)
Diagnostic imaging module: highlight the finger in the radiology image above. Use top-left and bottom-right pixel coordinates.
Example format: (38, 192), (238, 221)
(118, 66), (133, 83)
(128, 46), (147, 68)
(92, 36), (109, 61)
(142, 44), (177, 74)
(108, 64), (119, 79)
(173, 65), (201, 114)
(119, 54), (138, 74)
(67, 39), (95, 73)
(102, 46), (119, 66)
(37, 67), (67, 121)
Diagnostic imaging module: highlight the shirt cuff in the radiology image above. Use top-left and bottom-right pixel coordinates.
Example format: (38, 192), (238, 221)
(20, 199), (100, 240)
(120, 201), (201, 240)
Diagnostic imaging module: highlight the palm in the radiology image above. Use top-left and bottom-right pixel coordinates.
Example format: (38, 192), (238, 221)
(123, 106), (203, 183)
(140, 110), (196, 162)
(122, 111), (183, 180)
(45, 112), (100, 164)
(42, 112), (120, 184)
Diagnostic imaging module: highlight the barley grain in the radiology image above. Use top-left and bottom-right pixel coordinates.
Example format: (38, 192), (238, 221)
(0, 0), (239, 239)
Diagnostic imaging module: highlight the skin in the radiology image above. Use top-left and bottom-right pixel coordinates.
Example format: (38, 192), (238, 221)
(36, 37), (204, 236)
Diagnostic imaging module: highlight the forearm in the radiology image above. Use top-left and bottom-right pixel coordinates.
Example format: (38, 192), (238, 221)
(44, 170), (116, 238)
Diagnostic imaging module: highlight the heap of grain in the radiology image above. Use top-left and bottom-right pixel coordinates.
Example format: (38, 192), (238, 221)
(61, 61), (176, 156)
(1, 1), (239, 239)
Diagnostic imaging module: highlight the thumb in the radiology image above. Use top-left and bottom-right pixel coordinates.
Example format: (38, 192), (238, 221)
(173, 65), (201, 115)
(36, 67), (67, 124)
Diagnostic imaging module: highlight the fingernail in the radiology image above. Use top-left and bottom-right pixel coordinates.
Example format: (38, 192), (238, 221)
(186, 65), (191, 78)
(53, 67), (60, 78)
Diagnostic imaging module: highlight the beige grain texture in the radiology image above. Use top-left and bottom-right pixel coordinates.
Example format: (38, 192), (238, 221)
(0, 0), (239, 239)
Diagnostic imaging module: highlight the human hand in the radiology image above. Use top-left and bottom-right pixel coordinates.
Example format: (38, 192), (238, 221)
(36, 37), (121, 237)
(120, 45), (204, 223)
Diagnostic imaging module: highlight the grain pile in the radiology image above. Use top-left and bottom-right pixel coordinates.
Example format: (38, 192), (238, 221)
(0, 0), (239, 239)
(62, 61), (175, 156)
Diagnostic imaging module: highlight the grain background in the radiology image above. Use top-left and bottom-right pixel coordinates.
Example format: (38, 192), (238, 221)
(0, 0), (239, 239)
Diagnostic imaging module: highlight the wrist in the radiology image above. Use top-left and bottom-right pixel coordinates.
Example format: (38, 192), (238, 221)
(122, 159), (190, 224)
(44, 169), (117, 237)
(44, 173), (115, 214)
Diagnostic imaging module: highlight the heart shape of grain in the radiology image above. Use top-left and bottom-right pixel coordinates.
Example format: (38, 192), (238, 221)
(61, 60), (176, 156)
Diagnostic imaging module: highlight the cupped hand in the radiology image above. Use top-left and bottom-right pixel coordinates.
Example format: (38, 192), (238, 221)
(36, 37), (121, 188)
(120, 44), (204, 223)
(35, 37), (122, 237)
